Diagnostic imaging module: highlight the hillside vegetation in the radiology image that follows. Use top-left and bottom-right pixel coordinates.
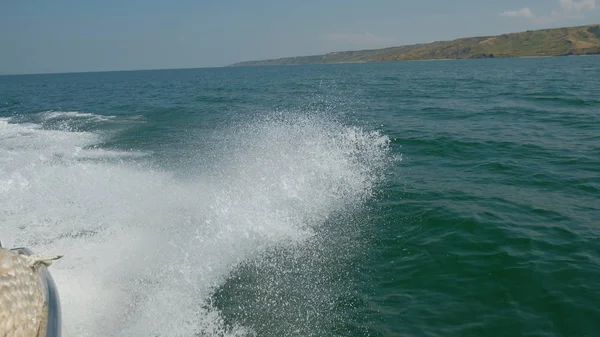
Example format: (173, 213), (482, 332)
(231, 24), (600, 66)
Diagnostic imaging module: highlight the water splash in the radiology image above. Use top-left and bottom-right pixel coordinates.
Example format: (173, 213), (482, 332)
(0, 111), (391, 336)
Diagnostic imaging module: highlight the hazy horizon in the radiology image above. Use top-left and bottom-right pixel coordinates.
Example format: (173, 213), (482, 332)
(2, 0), (599, 75)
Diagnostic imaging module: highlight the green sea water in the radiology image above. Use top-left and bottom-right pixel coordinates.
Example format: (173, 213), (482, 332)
(1, 56), (599, 337)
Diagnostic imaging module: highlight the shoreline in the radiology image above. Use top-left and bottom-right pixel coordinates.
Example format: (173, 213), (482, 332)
(229, 53), (599, 68)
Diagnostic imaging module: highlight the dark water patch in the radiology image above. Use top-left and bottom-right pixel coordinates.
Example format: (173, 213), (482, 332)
(527, 95), (592, 106)
(367, 205), (600, 336)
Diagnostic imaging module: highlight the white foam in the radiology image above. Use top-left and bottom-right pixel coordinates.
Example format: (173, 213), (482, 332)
(40, 111), (116, 122)
(0, 113), (391, 336)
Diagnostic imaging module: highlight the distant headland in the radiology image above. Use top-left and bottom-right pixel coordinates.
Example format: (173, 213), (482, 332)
(230, 24), (600, 67)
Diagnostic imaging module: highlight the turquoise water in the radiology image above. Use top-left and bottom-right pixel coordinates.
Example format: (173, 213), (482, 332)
(1, 56), (599, 337)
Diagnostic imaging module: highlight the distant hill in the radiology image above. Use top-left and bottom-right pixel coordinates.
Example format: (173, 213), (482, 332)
(230, 24), (600, 67)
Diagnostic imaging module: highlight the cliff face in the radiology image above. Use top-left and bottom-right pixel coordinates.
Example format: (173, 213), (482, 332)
(231, 24), (600, 67)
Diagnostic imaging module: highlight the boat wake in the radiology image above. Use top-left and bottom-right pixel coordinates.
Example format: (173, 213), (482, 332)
(0, 111), (391, 336)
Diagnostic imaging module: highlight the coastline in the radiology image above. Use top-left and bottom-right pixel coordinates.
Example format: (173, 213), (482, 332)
(230, 23), (600, 67)
(229, 53), (598, 68)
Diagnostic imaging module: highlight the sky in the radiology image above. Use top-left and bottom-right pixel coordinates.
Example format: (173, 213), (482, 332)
(1, 0), (599, 74)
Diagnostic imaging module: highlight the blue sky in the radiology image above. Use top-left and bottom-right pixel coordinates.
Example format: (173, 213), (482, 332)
(1, 0), (599, 74)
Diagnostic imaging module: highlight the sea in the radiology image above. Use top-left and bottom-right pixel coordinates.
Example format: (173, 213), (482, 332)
(0, 56), (599, 337)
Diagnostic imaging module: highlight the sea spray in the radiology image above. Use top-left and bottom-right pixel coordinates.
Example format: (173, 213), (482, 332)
(0, 110), (391, 336)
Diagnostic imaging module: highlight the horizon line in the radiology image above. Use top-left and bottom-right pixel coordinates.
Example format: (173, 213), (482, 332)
(0, 65), (225, 77)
